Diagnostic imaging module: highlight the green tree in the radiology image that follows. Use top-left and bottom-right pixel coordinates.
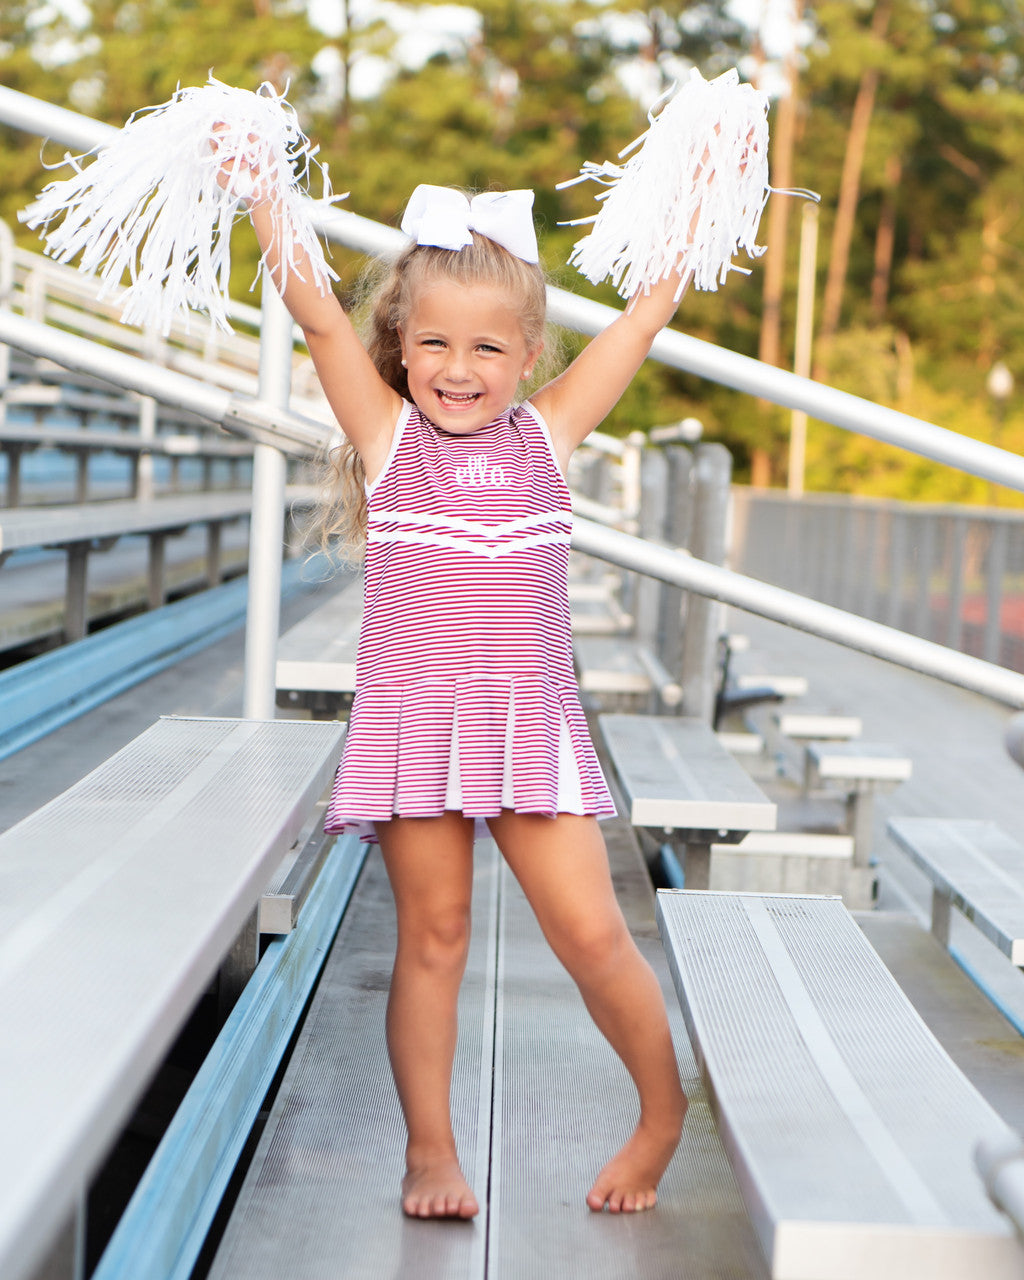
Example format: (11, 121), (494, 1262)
(0, 1), (81, 228)
(751, 0), (1024, 494)
(8, 0), (1024, 494)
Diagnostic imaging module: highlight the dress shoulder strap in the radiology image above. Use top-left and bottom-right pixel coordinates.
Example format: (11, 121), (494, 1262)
(518, 400), (563, 477)
(365, 399), (416, 499)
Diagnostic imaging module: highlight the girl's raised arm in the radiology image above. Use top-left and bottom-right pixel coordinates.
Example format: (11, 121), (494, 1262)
(535, 69), (789, 468)
(245, 186), (402, 477)
(530, 270), (689, 470)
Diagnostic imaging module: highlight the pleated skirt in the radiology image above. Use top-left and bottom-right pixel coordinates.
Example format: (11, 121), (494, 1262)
(323, 673), (617, 842)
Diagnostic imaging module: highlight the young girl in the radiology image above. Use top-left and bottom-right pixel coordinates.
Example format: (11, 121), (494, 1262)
(239, 173), (690, 1220)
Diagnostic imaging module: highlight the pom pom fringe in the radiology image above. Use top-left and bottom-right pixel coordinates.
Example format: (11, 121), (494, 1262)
(558, 67), (818, 301)
(20, 76), (343, 334)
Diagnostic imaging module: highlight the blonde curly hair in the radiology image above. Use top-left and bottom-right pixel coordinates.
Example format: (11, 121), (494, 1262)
(310, 229), (548, 562)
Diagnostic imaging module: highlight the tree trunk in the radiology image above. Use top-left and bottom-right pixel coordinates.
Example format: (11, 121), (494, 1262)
(816, 1), (892, 369)
(339, 0), (352, 125)
(752, 16), (801, 489)
(758, 50), (798, 373)
(871, 152), (902, 321)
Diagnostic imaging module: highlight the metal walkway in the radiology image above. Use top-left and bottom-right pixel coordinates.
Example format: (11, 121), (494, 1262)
(206, 836), (768, 1280)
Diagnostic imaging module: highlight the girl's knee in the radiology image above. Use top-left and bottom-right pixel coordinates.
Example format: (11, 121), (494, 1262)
(397, 903), (472, 973)
(556, 908), (633, 975)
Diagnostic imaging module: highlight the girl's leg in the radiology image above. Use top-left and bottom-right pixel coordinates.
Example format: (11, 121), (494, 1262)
(486, 811), (687, 1213)
(376, 811), (479, 1219)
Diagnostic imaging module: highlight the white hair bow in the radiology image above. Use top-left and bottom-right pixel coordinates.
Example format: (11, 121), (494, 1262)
(401, 184), (539, 264)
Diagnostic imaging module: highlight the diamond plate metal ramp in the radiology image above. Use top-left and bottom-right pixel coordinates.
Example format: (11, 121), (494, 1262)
(208, 838), (766, 1280)
(207, 844), (497, 1280)
(489, 860), (767, 1280)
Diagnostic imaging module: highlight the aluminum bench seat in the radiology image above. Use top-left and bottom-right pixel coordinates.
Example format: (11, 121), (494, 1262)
(805, 740), (912, 867)
(4, 379), (210, 429)
(774, 711), (863, 740)
(805, 740), (913, 787)
(656, 890), (1024, 1280)
(599, 713), (776, 888)
(567, 579), (634, 635)
(0, 490), (272, 554)
(734, 673), (809, 698)
(0, 715), (345, 1280)
(706, 831), (861, 897)
(575, 635), (682, 708)
(766, 711), (861, 794)
(716, 729), (765, 755)
(0, 379), (253, 506)
(887, 817), (1024, 966)
(0, 488), (313, 642)
(0, 423), (253, 509)
(275, 572), (363, 716)
(0, 422), (251, 458)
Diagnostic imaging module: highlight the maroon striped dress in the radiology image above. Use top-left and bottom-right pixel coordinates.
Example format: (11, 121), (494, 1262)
(323, 399), (616, 840)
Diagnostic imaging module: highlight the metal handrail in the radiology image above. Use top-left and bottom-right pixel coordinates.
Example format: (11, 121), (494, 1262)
(4, 308), (1024, 709)
(0, 222), (12, 429)
(7, 84), (1024, 717)
(570, 519), (1024, 709)
(0, 309), (335, 458)
(310, 202), (1024, 495)
(976, 1135), (1024, 1241)
(4, 82), (1024, 495)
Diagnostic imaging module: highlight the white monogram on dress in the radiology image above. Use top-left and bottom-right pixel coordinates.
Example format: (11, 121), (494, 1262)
(455, 455), (509, 486)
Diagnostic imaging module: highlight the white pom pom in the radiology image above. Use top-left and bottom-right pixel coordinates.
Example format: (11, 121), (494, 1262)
(20, 75), (344, 334)
(558, 67), (815, 301)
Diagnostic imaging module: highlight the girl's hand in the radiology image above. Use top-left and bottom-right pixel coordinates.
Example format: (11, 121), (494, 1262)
(210, 124), (263, 205)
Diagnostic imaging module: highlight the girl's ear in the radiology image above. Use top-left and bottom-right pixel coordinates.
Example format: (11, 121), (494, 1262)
(521, 340), (544, 380)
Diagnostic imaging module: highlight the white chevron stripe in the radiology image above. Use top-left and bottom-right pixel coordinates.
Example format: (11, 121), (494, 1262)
(369, 508), (570, 537)
(366, 529), (571, 559)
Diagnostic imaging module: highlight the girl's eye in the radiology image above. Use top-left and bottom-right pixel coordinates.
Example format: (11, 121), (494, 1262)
(478, 344), (501, 355)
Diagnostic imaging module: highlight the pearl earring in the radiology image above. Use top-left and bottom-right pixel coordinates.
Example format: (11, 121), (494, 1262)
(401, 358), (408, 368)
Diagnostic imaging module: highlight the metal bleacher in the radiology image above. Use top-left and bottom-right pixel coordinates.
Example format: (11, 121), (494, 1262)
(4, 82), (1024, 1280)
(201, 837), (769, 1280)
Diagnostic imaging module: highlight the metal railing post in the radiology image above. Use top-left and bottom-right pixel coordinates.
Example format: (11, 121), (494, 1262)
(679, 443), (732, 720)
(0, 221), (13, 430)
(984, 519), (1008, 666)
(838, 502), (857, 614)
(657, 444), (694, 675)
(242, 288), (292, 720)
(634, 447), (668, 648)
(886, 509), (906, 629)
(136, 323), (160, 502)
(620, 431), (645, 527)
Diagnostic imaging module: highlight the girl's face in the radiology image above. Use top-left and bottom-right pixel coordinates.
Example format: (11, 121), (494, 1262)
(398, 280), (541, 435)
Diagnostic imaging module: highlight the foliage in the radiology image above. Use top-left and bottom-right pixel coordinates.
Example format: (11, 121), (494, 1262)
(4, 0), (1024, 500)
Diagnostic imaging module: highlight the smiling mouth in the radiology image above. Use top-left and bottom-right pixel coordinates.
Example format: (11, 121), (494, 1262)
(436, 389), (481, 408)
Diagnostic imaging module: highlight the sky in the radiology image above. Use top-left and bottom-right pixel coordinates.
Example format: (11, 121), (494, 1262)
(308, 0), (481, 101)
(307, 0), (801, 103)
(31, 0), (801, 106)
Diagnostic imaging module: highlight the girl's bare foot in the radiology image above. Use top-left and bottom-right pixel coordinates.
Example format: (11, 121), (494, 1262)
(401, 1155), (479, 1220)
(586, 1108), (686, 1214)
